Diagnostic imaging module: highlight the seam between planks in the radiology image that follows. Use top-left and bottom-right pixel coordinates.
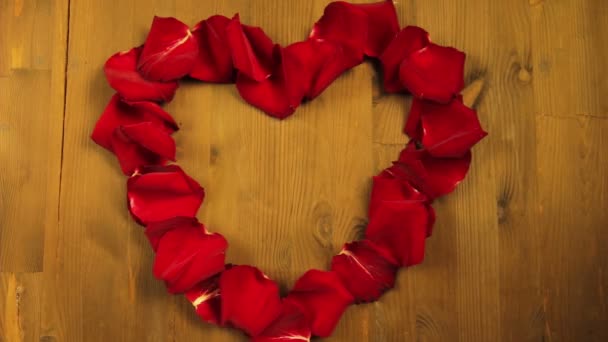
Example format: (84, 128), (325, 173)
(57, 0), (71, 223)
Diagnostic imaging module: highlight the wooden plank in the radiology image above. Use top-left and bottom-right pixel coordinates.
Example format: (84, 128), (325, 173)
(530, 0), (608, 119)
(0, 0), (66, 271)
(531, 2), (608, 341)
(535, 116), (608, 342)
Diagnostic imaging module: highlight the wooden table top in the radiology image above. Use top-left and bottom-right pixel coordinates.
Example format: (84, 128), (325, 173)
(1, 0), (607, 341)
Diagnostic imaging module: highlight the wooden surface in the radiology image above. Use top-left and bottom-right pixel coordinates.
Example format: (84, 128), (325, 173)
(1, 0), (607, 341)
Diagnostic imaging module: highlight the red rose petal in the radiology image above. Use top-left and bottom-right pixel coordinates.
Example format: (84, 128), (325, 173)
(138, 16), (198, 81)
(153, 220), (227, 294)
(284, 270), (353, 337)
(373, 171), (436, 237)
(285, 39), (362, 100)
(388, 141), (472, 199)
(127, 165), (205, 225)
(399, 43), (466, 103)
(190, 15), (235, 82)
(236, 45), (309, 119)
(379, 26), (430, 93)
(252, 301), (312, 342)
(91, 94), (178, 151)
(331, 240), (398, 302)
(110, 122), (176, 175)
(365, 201), (430, 266)
(309, 1), (368, 60)
(407, 96), (487, 158)
(185, 274), (222, 325)
(353, 0), (400, 57)
(104, 47), (179, 102)
(226, 15), (275, 82)
(145, 216), (199, 252)
(220, 266), (282, 336)
(120, 122), (176, 159)
(369, 173), (428, 218)
(404, 92), (425, 140)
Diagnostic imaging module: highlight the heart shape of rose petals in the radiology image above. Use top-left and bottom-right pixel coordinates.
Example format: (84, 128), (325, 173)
(92, 1), (487, 340)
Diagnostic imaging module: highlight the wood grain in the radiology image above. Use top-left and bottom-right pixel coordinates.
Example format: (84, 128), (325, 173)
(0, 0), (66, 272)
(1, 0), (607, 341)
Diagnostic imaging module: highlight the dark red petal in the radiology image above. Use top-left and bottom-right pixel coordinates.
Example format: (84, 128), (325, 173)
(331, 240), (397, 302)
(389, 141), (472, 199)
(153, 220), (227, 294)
(190, 15), (235, 82)
(309, 1), (368, 60)
(185, 274), (222, 325)
(110, 122), (176, 175)
(285, 39), (362, 100)
(220, 266), (282, 336)
(226, 15), (275, 82)
(379, 26), (430, 93)
(138, 17), (198, 81)
(365, 201), (430, 266)
(252, 301), (312, 342)
(284, 270), (353, 337)
(91, 94), (178, 151)
(121, 122), (176, 159)
(404, 92), (424, 140)
(399, 43), (466, 103)
(236, 45), (304, 119)
(353, 0), (400, 57)
(145, 216), (199, 252)
(374, 170), (435, 237)
(369, 173), (428, 218)
(417, 96), (487, 157)
(104, 47), (179, 102)
(127, 165), (205, 225)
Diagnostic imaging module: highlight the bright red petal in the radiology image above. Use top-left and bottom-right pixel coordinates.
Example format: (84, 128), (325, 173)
(379, 26), (430, 93)
(399, 43), (466, 103)
(138, 17), (198, 81)
(331, 240), (397, 302)
(145, 216), (199, 252)
(285, 39), (362, 100)
(104, 47), (179, 102)
(416, 96), (487, 157)
(236, 45), (305, 119)
(309, 2), (368, 60)
(127, 165), (205, 225)
(388, 140), (472, 199)
(284, 270), (353, 337)
(220, 266), (282, 336)
(190, 15), (235, 82)
(91, 94), (178, 151)
(354, 0), (400, 57)
(374, 170), (436, 237)
(369, 173), (428, 218)
(252, 301), (312, 342)
(226, 15), (275, 82)
(185, 274), (222, 325)
(120, 122), (176, 159)
(365, 201), (430, 266)
(153, 220), (227, 294)
(110, 122), (176, 175)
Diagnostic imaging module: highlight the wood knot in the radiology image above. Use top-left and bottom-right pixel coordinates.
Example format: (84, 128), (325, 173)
(415, 310), (443, 338)
(312, 201), (334, 251)
(497, 187), (512, 225)
(518, 67), (532, 83)
(210, 145), (220, 164)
